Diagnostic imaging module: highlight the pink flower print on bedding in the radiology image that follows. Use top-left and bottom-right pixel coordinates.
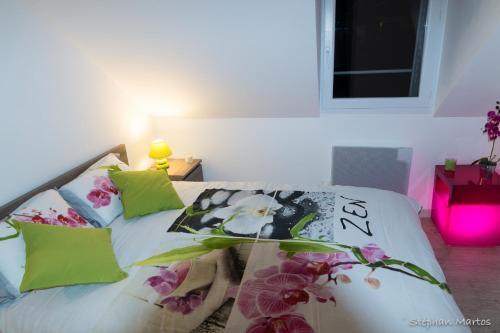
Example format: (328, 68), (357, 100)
(144, 262), (205, 314)
(145, 263), (190, 296)
(360, 244), (390, 263)
(87, 189), (111, 208)
(94, 176), (118, 195)
(160, 289), (207, 314)
(12, 207), (90, 227)
(86, 176), (119, 208)
(246, 314), (314, 333)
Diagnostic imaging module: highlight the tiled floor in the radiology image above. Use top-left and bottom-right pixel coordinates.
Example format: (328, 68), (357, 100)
(421, 218), (500, 333)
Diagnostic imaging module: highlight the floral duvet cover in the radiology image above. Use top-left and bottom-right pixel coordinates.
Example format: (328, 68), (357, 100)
(97, 186), (468, 333)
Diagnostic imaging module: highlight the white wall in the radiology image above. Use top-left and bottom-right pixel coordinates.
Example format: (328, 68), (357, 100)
(436, 28), (500, 117)
(155, 114), (491, 210)
(0, 1), (151, 205)
(24, 0), (319, 118)
(436, 0), (500, 116)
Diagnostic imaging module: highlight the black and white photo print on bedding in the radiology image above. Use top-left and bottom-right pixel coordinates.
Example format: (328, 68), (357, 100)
(168, 189), (336, 242)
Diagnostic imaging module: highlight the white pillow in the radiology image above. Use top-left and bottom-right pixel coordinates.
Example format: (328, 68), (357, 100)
(0, 219), (24, 300)
(0, 190), (92, 299)
(88, 153), (129, 170)
(59, 153), (129, 227)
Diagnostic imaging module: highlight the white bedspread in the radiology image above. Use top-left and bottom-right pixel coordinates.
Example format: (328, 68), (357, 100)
(0, 181), (469, 333)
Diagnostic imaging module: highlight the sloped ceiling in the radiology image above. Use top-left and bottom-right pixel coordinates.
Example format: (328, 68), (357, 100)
(23, 0), (319, 118)
(21, 0), (500, 118)
(435, 0), (500, 117)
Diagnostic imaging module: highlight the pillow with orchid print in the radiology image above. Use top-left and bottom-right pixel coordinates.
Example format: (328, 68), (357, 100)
(59, 153), (130, 227)
(0, 189), (92, 299)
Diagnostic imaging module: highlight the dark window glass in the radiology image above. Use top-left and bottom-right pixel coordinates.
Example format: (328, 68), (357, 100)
(333, 0), (428, 98)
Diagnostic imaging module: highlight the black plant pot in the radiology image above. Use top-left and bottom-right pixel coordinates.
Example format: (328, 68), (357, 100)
(480, 163), (497, 178)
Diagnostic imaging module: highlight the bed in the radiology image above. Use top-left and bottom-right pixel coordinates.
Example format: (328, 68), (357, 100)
(0, 145), (470, 333)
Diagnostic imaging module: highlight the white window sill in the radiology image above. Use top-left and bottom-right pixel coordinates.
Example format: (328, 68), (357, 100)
(320, 106), (432, 114)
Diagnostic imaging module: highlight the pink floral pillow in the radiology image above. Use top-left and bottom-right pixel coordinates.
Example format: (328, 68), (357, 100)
(59, 153), (129, 227)
(10, 189), (91, 228)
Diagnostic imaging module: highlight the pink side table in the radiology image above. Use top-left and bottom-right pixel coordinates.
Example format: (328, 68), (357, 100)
(431, 165), (500, 246)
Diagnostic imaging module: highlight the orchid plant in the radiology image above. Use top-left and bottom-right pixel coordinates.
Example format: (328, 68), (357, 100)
(135, 237), (450, 293)
(473, 101), (500, 167)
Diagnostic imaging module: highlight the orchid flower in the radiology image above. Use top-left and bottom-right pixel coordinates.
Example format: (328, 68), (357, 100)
(212, 194), (283, 235)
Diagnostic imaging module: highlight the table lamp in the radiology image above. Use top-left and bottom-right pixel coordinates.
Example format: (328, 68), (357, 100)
(149, 139), (172, 170)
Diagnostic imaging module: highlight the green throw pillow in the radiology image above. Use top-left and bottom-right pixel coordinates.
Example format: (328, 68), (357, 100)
(109, 170), (184, 219)
(19, 222), (127, 292)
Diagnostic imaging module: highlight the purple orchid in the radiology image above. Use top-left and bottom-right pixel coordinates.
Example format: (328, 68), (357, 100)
(12, 208), (90, 227)
(160, 289), (207, 314)
(232, 242), (448, 332)
(85, 176), (119, 209)
(277, 251), (354, 280)
(476, 101), (500, 165)
(86, 189), (111, 208)
(67, 208), (88, 226)
(237, 271), (311, 319)
(144, 262), (205, 314)
(246, 313), (314, 333)
(94, 176), (119, 195)
(145, 268), (179, 295)
(144, 262), (190, 296)
(360, 244), (390, 263)
(484, 107), (500, 141)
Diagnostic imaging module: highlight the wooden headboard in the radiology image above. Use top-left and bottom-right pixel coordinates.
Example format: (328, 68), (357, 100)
(0, 144), (128, 220)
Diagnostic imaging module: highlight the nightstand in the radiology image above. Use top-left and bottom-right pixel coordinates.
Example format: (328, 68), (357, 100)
(431, 165), (500, 246)
(166, 159), (203, 181)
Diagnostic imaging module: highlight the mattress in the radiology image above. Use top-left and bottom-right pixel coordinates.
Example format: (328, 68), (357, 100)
(0, 181), (470, 333)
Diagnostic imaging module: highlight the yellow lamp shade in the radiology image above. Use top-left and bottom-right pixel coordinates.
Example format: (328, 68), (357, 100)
(149, 139), (172, 159)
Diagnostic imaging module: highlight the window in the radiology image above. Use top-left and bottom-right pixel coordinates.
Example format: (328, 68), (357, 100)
(320, 0), (446, 111)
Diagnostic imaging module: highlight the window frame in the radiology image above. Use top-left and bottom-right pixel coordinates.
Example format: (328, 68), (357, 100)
(320, 0), (447, 113)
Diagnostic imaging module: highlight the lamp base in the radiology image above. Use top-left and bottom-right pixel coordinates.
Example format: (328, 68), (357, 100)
(155, 158), (169, 170)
